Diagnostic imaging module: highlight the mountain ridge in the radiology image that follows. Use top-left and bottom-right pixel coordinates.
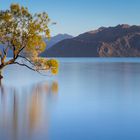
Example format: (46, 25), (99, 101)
(41, 24), (140, 57)
(44, 34), (73, 50)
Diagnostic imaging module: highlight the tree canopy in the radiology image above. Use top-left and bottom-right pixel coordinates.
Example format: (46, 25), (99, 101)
(0, 3), (58, 78)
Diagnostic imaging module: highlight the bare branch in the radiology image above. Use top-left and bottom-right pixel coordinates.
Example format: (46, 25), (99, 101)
(18, 55), (35, 66)
(3, 46), (9, 55)
(13, 61), (48, 76)
(0, 51), (2, 58)
(13, 62), (36, 71)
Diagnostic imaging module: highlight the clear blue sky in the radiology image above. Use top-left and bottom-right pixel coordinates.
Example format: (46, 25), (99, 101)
(0, 0), (140, 36)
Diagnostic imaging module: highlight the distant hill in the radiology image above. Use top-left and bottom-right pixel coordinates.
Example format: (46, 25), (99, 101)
(41, 24), (140, 57)
(44, 34), (73, 50)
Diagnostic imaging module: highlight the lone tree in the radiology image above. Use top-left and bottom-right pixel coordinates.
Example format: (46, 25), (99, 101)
(0, 4), (58, 79)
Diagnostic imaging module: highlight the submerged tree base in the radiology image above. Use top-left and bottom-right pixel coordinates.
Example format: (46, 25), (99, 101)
(0, 70), (3, 79)
(0, 75), (3, 79)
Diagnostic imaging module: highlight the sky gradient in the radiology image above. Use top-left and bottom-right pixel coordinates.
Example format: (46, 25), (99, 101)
(0, 0), (140, 36)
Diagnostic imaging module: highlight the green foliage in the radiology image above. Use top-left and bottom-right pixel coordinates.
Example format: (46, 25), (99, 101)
(0, 3), (58, 75)
(33, 58), (59, 75)
(0, 3), (50, 54)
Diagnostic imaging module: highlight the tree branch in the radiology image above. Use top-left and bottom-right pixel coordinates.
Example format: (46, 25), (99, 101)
(18, 55), (35, 66)
(13, 62), (36, 71)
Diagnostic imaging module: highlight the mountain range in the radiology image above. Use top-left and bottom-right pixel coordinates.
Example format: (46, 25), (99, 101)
(44, 34), (73, 50)
(41, 24), (140, 57)
(1, 24), (140, 57)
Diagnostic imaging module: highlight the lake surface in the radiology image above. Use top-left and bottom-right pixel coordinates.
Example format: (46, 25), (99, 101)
(1, 58), (140, 140)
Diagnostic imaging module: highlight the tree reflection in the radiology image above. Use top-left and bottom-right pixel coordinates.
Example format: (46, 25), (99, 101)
(0, 80), (58, 140)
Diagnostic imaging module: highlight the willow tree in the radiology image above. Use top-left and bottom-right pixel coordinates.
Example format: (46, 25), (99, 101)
(0, 4), (58, 79)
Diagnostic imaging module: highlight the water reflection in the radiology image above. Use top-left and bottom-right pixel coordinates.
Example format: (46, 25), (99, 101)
(0, 80), (58, 140)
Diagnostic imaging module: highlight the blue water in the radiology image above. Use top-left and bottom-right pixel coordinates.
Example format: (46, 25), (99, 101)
(1, 58), (140, 140)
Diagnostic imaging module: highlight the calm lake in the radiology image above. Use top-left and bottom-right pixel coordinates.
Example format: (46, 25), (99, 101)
(1, 58), (140, 140)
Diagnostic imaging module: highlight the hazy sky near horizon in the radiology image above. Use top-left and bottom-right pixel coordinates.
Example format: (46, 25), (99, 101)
(0, 0), (140, 36)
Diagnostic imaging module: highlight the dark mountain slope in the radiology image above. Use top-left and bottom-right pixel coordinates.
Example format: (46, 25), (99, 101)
(43, 24), (140, 57)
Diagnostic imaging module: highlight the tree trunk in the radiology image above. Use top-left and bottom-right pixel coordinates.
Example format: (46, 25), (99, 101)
(0, 69), (3, 79)
(0, 70), (3, 93)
